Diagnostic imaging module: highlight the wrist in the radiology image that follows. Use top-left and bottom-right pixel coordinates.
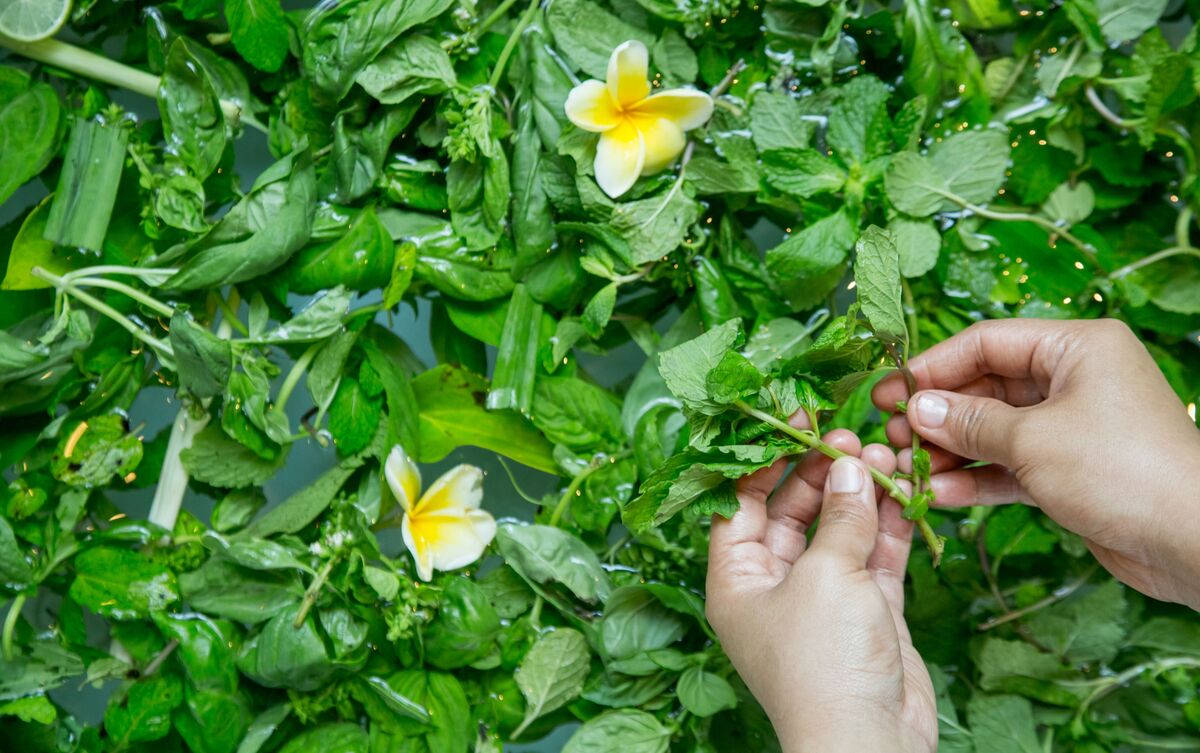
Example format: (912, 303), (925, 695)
(778, 711), (929, 753)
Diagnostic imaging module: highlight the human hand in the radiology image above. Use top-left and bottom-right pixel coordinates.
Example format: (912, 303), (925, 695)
(705, 419), (936, 753)
(873, 318), (1200, 609)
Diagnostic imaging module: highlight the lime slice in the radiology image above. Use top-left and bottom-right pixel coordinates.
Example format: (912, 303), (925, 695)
(0, 0), (71, 42)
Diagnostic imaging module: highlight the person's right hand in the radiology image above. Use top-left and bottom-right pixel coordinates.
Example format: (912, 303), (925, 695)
(872, 318), (1200, 610)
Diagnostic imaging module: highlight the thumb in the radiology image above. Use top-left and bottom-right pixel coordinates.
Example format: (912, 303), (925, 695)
(907, 390), (1022, 466)
(808, 457), (878, 567)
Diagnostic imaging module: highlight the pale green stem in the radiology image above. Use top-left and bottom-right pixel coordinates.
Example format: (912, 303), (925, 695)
(1074, 657), (1200, 723)
(487, 0), (540, 90)
(472, 0), (521, 41)
(68, 277), (175, 318)
(548, 461), (602, 527)
(275, 343), (321, 413)
(32, 267), (174, 360)
(734, 400), (945, 564)
(62, 265), (178, 283)
(2, 594), (26, 661)
(294, 556), (338, 628)
(1109, 246), (1200, 279)
(977, 563), (1098, 631)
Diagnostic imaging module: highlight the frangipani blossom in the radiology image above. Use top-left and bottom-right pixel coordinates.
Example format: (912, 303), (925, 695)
(384, 446), (496, 581)
(564, 40), (714, 198)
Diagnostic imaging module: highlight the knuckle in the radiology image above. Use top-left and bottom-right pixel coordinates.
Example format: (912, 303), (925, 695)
(821, 498), (872, 531)
(951, 399), (997, 458)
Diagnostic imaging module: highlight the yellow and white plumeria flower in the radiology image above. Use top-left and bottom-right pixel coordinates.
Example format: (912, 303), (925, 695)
(564, 39), (714, 198)
(384, 446), (496, 581)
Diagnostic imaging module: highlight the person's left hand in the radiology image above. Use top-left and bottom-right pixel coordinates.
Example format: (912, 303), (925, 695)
(705, 418), (937, 753)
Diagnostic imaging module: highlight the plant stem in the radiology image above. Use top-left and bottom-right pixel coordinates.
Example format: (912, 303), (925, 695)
(141, 639), (179, 677)
(977, 563), (1098, 631)
(32, 267), (174, 360)
(62, 265), (178, 283)
(942, 192), (1097, 263)
(68, 277), (175, 318)
(2, 594), (26, 661)
(488, 0), (540, 90)
(548, 459), (607, 527)
(295, 556), (338, 628)
(1074, 656), (1200, 721)
(1085, 84), (1142, 129)
(275, 343), (320, 414)
(901, 278), (919, 356)
(0, 35), (261, 131)
(733, 400), (944, 564)
(1109, 245), (1200, 278)
(472, 0), (521, 41)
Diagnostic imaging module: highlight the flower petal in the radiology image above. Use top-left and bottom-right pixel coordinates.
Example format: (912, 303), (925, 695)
(402, 507), (496, 579)
(565, 79), (620, 133)
(607, 40), (650, 108)
(630, 88), (714, 130)
(414, 464), (483, 517)
(594, 122), (645, 198)
(384, 445), (422, 514)
(632, 115), (686, 174)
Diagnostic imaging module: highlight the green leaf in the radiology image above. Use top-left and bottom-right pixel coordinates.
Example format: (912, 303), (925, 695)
(276, 723), (367, 753)
(487, 284), (542, 413)
(424, 578), (502, 670)
(677, 667), (737, 716)
(0, 513), (32, 585)
(1129, 617), (1200, 657)
(495, 522), (612, 604)
(827, 75), (891, 163)
(761, 149), (847, 199)
(357, 35), (456, 105)
(179, 558), (303, 624)
(563, 710), (671, 753)
(1023, 579), (1128, 663)
(515, 628), (590, 732)
(162, 148), (316, 291)
(529, 375), (624, 452)
(749, 91), (811, 152)
(610, 188), (703, 266)
(1042, 182), (1095, 225)
(766, 209), (858, 310)
(69, 546), (179, 620)
(0, 639), (84, 702)
(602, 586), (688, 660)
(657, 319), (742, 414)
(328, 376), (383, 455)
(211, 488), (267, 533)
(103, 672), (183, 746)
(235, 704), (291, 753)
(414, 364), (558, 474)
(546, 0), (655, 78)
(259, 286), (352, 343)
(984, 505), (1058, 558)
(238, 604), (335, 692)
(705, 350), (764, 404)
(2, 197), (80, 290)
(0, 695), (56, 724)
(158, 38), (227, 182)
(181, 424), (288, 488)
(284, 207), (395, 294)
(0, 66), (60, 206)
(51, 414), (143, 489)
(853, 225), (907, 344)
(170, 312), (233, 399)
(226, 0), (290, 72)
(1096, 0), (1167, 43)
(241, 448), (370, 537)
(928, 129), (1010, 205)
(582, 282), (618, 338)
(302, 0), (457, 103)
(884, 151), (949, 217)
(966, 694), (1041, 753)
(448, 150), (509, 251)
(888, 218), (941, 278)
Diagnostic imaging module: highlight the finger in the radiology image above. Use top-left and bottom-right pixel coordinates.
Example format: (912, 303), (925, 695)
(957, 375), (1047, 408)
(710, 458), (787, 555)
(872, 319), (1069, 413)
(860, 443), (897, 487)
(929, 466), (1028, 508)
(710, 410), (812, 556)
(868, 482), (914, 614)
(907, 390), (1026, 466)
(763, 430), (861, 563)
(808, 457), (879, 568)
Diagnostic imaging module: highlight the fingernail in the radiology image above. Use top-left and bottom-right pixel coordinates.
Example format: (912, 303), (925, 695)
(916, 393), (949, 429)
(830, 458), (864, 494)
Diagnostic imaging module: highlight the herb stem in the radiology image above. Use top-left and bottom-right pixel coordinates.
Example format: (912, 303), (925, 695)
(901, 278), (919, 356)
(1074, 656), (1200, 722)
(141, 639), (180, 677)
(733, 400), (944, 564)
(488, 0), (540, 90)
(32, 267), (174, 360)
(977, 563), (1098, 631)
(211, 289), (250, 337)
(275, 342), (321, 414)
(1085, 84), (1142, 129)
(1109, 245), (1200, 279)
(472, 0), (522, 41)
(2, 594), (26, 661)
(941, 192), (1096, 263)
(68, 276), (175, 318)
(548, 458), (606, 527)
(295, 556), (338, 628)
(62, 265), (179, 283)
(0, 35), (258, 130)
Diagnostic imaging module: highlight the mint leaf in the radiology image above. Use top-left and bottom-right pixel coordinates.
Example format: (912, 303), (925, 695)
(657, 319), (742, 414)
(929, 129), (1011, 205)
(226, 0), (290, 73)
(884, 151), (949, 217)
(854, 225), (907, 344)
(761, 149), (847, 199)
(888, 218), (941, 278)
(966, 694), (1041, 753)
(766, 210), (858, 311)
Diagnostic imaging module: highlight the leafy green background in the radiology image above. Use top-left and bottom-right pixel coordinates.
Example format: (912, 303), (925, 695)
(2, 0), (1200, 752)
